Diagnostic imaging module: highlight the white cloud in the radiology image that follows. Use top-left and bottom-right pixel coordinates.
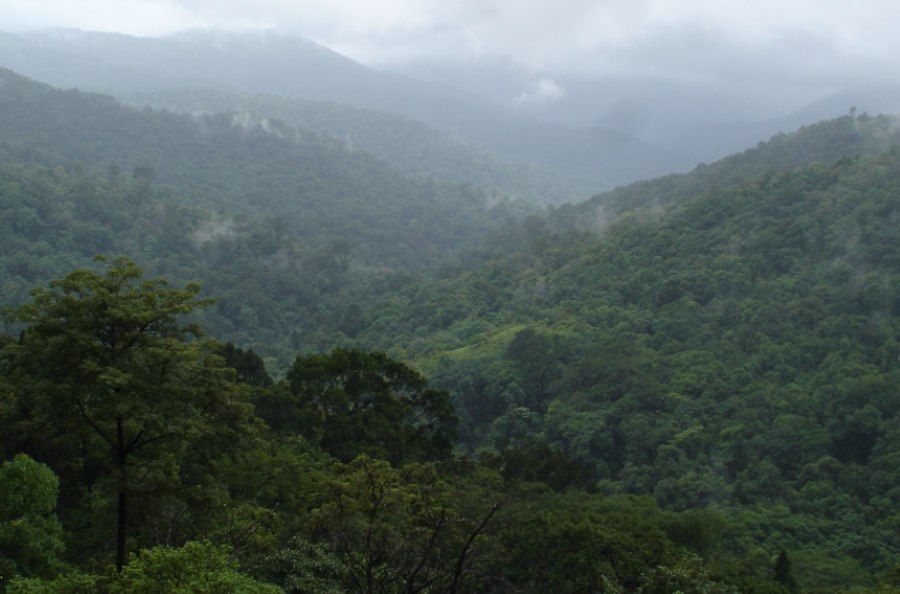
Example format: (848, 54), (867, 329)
(3, 0), (203, 36)
(4, 0), (900, 81)
(515, 77), (565, 104)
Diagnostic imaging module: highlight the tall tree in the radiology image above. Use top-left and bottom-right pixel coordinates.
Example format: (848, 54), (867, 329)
(505, 328), (562, 413)
(305, 456), (502, 594)
(0, 454), (65, 587)
(774, 549), (798, 594)
(286, 349), (457, 464)
(3, 256), (254, 571)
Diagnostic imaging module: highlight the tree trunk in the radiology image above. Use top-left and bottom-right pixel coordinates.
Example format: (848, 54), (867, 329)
(116, 487), (127, 571)
(116, 416), (128, 572)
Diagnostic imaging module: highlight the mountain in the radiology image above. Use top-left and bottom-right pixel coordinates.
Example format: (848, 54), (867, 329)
(0, 28), (685, 192)
(0, 66), (536, 368)
(398, 54), (900, 172)
(0, 66), (521, 267)
(115, 86), (596, 204)
(6, 28), (898, 196)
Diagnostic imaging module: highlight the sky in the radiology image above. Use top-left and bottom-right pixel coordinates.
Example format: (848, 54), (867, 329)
(4, 0), (900, 85)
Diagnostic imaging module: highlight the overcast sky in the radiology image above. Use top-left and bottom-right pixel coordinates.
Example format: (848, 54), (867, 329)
(4, 0), (900, 85)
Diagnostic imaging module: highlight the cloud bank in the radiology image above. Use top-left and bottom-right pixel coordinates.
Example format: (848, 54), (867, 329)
(4, 0), (900, 84)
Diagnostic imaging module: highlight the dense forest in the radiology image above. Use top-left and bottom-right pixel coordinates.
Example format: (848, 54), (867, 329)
(4, 257), (883, 594)
(1, 64), (900, 593)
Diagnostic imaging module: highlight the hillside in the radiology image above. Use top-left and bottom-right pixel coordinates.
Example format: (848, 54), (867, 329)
(116, 86), (597, 204)
(554, 113), (900, 231)
(0, 67), (521, 269)
(0, 68), (536, 371)
(337, 133), (900, 588)
(0, 28), (686, 190)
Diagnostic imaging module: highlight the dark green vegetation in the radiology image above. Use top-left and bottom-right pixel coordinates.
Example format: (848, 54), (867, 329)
(0, 259), (792, 593)
(1, 64), (900, 592)
(350, 142), (900, 590)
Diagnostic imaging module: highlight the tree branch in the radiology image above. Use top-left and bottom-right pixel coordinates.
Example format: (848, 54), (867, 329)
(448, 501), (501, 594)
(75, 397), (114, 448)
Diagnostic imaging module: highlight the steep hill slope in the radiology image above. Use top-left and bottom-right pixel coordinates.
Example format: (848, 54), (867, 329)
(555, 113), (900, 230)
(0, 67), (519, 268)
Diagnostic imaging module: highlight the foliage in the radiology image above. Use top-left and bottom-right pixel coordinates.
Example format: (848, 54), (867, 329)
(0, 455), (65, 588)
(301, 456), (502, 594)
(345, 140), (900, 587)
(1, 257), (256, 570)
(8, 542), (280, 594)
(7, 572), (100, 594)
(111, 542), (281, 594)
(284, 349), (457, 464)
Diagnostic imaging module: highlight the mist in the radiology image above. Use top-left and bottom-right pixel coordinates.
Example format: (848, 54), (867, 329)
(4, 0), (900, 188)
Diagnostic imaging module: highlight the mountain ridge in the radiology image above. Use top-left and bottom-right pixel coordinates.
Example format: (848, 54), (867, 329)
(0, 28), (685, 190)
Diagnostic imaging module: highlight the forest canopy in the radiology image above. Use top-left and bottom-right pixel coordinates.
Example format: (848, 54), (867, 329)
(1, 65), (900, 593)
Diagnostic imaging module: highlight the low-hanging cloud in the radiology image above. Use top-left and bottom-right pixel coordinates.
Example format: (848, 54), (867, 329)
(515, 77), (565, 105)
(5, 0), (900, 84)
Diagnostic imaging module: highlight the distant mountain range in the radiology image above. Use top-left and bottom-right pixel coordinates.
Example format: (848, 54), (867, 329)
(3, 28), (899, 202)
(0, 28), (688, 197)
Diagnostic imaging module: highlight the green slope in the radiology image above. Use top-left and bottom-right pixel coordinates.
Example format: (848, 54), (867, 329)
(0, 67), (522, 269)
(346, 135), (900, 587)
(2, 60), (899, 587)
(555, 113), (900, 231)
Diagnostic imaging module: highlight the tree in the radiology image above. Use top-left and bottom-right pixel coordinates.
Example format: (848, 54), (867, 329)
(305, 456), (502, 594)
(486, 492), (672, 593)
(505, 328), (562, 412)
(0, 454), (65, 588)
(774, 550), (798, 594)
(7, 542), (280, 594)
(111, 541), (280, 594)
(221, 343), (273, 387)
(3, 257), (254, 571)
(286, 349), (457, 464)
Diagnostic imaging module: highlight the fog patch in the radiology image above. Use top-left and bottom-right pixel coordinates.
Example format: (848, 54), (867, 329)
(515, 77), (565, 105)
(229, 112), (289, 138)
(589, 204), (614, 233)
(191, 217), (239, 248)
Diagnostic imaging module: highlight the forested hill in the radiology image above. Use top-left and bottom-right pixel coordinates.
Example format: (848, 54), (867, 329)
(0, 67), (536, 369)
(0, 67), (523, 268)
(556, 113), (900, 230)
(342, 143), (900, 588)
(0, 28), (686, 191)
(116, 86), (598, 204)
